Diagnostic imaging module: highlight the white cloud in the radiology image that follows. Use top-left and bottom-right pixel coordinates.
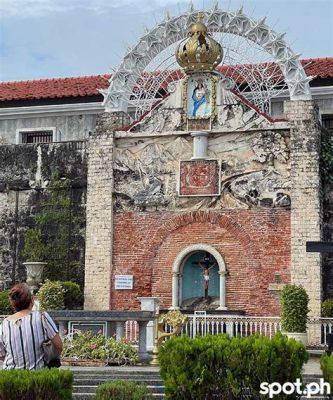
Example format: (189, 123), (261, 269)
(0, 0), (189, 19)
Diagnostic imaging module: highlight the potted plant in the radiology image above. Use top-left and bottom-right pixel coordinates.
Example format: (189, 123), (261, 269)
(280, 284), (309, 345)
(22, 228), (48, 292)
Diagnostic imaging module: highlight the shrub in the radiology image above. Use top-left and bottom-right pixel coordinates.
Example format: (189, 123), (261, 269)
(38, 280), (82, 310)
(38, 280), (65, 310)
(0, 368), (73, 400)
(280, 284), (309, 332)
(159, 333), (309, 400)
(0, 291), (11, 315)
(61, 281), (83, 309)
(94, 380), (152, 400)
(320, 353), (333, 390)
(62, 330), (138, 365)
(22, 228), (48, 262)
(322, 299), (333, 317)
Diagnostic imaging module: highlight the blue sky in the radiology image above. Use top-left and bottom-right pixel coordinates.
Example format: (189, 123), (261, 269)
(0, 0), (332, 82)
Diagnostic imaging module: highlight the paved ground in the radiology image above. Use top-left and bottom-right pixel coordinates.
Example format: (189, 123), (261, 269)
(303, 356), (322, 375)
(0, 356), (323, 375)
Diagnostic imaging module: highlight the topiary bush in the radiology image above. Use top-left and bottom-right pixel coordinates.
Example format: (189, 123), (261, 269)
(61, 281), (83, 310)
(322, 299), (333, 317)
(62, 330), (138, 365)
(93, 380), (153, 400)
(159, 333), (309, 400)
(320, 353), (333, 390)
(0, 368), (73, 400)
(280, 284), (309, 332)
(38, 280), (65, 310)
(0, 291), (11, 315)
(38, 280), (83, 310)
(22, 228), (48, 262)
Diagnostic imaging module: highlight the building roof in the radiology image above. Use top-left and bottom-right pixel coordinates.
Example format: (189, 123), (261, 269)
(0, 74), (111, 102)
(0, 58), (332, 103)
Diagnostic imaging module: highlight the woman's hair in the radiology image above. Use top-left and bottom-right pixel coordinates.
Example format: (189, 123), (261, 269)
(9, 283), (32, 312)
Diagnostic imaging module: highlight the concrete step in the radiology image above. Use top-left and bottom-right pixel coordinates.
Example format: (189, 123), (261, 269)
(73, 384), (164, 393)
(72, 393), (164, 400)
(74, 377), (163, 385)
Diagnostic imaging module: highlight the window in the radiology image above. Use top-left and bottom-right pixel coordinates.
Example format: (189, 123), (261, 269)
(16, 127), (59, 144)
(322, 114), (333, 133)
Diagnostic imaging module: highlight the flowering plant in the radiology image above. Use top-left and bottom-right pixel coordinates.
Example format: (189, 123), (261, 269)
(62, 330), (138, 365)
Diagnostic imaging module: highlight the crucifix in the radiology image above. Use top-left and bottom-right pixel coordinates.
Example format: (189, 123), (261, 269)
(192, 253), (216, 300)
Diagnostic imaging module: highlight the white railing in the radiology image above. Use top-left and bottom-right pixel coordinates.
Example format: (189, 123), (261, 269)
(125, 320), (139, 343)
(308, 318), (333, 345)
(177, 314), (281, 339)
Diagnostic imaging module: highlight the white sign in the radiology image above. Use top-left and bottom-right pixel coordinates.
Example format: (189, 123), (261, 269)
(115, 275), (133, 290)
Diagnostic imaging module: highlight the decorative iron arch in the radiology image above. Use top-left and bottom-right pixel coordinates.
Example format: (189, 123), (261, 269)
(102, 6), (312, 115)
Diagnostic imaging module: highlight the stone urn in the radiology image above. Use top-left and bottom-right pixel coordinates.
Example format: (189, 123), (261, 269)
(283, 332), (308, 346)
(23, 262), (46, 293)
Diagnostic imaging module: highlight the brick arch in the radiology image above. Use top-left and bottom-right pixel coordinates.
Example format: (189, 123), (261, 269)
(148, 211), (263, 311)
(145, 211), (261, 270)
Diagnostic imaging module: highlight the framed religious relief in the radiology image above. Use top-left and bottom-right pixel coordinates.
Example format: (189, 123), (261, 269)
(183, 74), (218, 127)
(178, 159), (220, 197)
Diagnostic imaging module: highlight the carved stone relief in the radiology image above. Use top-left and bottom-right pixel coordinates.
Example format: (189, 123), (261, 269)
(113, 129), (291, 212)
(130, 107), (183, 133)
(252, 131), (289, 166)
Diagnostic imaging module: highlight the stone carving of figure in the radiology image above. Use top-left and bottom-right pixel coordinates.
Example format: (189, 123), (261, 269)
(191, 79), (210, 117)
(169, 110), (182, 130)
(217, 106), (229, 126)
(155, 111), (166, 132)
(273, 192), (291, 207)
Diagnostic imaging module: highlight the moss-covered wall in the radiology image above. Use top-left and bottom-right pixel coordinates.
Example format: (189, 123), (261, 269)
(0, 142), (87, 289)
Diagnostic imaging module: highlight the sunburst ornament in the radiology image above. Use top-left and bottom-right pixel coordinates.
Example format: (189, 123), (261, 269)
(176, 14), (223, 72)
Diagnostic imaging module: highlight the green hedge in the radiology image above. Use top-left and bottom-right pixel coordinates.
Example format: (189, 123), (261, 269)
(322, 299), (333, 317)
(159, 333), (309, 400)
(0, 291), (11, 315)
(94, 380), (153, 400)
(280, 285), (309, 332)
(320, 353), (333, 388)
(38, 280), (83, 310)
(0, 368), (73, 400)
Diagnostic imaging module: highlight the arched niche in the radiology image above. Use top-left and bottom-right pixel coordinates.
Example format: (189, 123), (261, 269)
(171, 244), (227, 310)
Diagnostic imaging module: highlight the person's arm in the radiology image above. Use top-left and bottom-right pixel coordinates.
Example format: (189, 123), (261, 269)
(51, 334), (63, 353)
(0, 324), (6, 360)
(42, 312), (63, 353)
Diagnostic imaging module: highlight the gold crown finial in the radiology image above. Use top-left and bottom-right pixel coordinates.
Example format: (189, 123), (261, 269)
(175, 17), (223, 72)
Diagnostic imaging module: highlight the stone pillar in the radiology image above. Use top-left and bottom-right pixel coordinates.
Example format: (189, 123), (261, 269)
(285, 100), (322, 344)
(138, 321), (150, 363)
(138, 297), (159, 352)
(84, 129), (114, 310)
(171, 272), (180, 309)
(115, 321), (125, 340)
(191, 131), (209, 159)
(217, 271), (227, 310)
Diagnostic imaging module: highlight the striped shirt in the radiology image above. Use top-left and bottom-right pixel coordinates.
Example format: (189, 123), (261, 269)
(0, 311), (58, 370)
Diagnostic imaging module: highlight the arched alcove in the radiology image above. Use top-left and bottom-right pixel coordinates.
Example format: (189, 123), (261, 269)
(171, 244), (227, 310)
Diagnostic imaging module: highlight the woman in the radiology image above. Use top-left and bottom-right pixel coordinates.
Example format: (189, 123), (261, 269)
(0, 283), (63, 370)
(191, 79), (210, 117)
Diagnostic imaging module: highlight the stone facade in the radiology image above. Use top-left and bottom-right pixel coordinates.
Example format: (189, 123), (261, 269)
(285, 101), (323, 321)
(82, 95), (295, 316)
(0, 142), (87, 289)
(84, 112), (130, 309)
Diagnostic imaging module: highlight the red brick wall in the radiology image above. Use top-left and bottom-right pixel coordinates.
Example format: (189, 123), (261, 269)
(111, 209), (290, 316)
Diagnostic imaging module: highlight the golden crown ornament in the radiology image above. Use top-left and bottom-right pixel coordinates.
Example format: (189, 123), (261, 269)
(176, 16), (223, 72)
